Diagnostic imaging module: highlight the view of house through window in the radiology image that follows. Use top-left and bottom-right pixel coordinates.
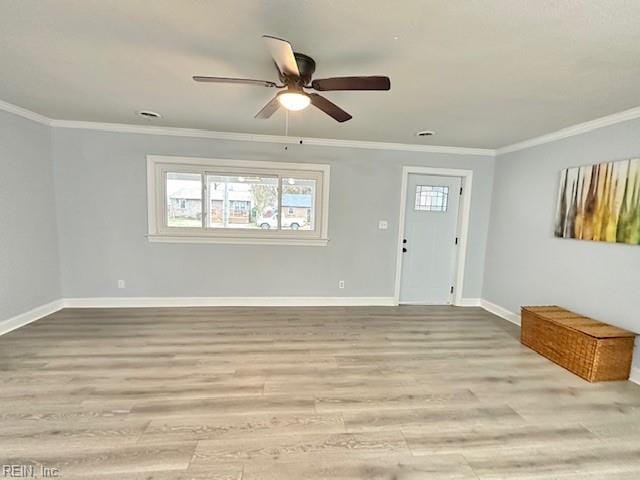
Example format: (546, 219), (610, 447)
(281, 178), (316, 231)
(165, 173), (317, 232)
(166, 172), (202, 227)
(206, 175), (278, 229)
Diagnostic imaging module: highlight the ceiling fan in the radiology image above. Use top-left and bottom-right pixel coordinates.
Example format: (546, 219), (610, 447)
(193, 35), (391, 123)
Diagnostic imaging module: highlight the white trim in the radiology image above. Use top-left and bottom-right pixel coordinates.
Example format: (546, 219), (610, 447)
(630, 367), (640, 387)
(148, 155), (330, 172)
(146, 234), (328, 246)
(4, 96), (640, 158)
(480, 299), (521, 326)
(51, 120), (493, 156)
(393, 166), (473, 307)
(497, 105), (640, 155)
(147, 155), (330, 245)
(457, 298), (481, 307)
(0, 299), (64, 336)
(0, 98), (492, 157)
(0, 99), (51, 126)
(63, 297), (396, 308)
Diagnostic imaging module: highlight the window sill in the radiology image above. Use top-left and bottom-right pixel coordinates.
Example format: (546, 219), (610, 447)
(147, 234), (329, 246)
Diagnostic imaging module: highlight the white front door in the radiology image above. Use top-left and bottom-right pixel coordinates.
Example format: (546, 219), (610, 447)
(399, 174), (462, 304)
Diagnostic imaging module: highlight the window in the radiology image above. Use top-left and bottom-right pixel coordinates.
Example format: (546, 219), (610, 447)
(147, 156), (330, 245)
(166, 173), (202, 227)
(415, 185), (448, 212)
(281, 177), (316, 231)
(207, 174), (278, 229)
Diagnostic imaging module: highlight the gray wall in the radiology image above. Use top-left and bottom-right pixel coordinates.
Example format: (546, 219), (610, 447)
(484, 118), (640, 365)
(0, 110), (61, 321)
(52, 128), (494, 299)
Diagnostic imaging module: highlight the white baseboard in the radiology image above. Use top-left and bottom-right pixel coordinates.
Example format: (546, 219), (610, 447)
(630, 367), (640, 387)
(0, 299), (65, 336)
(457, 298), (481, 307)
(397, 299), (480, 307)
(480, 299), (521, 326)
(63, 296), (397, 308)
(0, 296), (394, 336)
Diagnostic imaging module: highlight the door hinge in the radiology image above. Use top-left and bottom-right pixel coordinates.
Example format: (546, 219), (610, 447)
(450, 286), (454, 294)
(455, 237), (459, 245)
(459, 187), (463, 195)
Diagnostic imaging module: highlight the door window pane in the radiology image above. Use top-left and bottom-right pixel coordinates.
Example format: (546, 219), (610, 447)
(166, 173), (202, 227)
(207, 175), (278, 229)
(281, 178), (316, 230)
(415, 185), (448, 212)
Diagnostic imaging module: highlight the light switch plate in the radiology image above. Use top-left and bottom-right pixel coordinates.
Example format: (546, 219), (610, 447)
(378, 220), (388, 230)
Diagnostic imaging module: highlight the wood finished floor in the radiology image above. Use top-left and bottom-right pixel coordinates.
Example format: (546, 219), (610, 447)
(1, 306), (640, 479)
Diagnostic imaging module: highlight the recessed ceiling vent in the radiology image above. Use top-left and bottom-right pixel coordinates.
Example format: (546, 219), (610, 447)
(416, 130), (436, 137)
(137, 110), (162, 119)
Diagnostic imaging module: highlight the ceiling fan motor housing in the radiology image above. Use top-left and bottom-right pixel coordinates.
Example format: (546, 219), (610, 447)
(282, 52), (316, 86)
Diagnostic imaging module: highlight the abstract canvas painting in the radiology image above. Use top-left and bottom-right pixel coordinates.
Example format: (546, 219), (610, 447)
(554, 158), (640, 245)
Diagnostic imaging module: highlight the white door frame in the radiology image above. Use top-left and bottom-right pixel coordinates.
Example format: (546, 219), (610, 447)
(393, 166), (473, 306)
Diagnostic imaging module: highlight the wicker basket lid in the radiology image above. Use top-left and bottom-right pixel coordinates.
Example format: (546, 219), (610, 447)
(522, 306), (636, 339)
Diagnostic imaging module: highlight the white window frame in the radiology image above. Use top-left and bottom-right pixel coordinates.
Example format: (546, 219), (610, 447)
(146, 155), (330, 246)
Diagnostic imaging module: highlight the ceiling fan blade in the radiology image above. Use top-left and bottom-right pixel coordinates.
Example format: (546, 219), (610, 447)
(255, 95), (281, 119)
(262, 35), (300, 78)
(193, 76), (278, 88)
(311, 76), (390, 91)
(309, 93), (352, 123)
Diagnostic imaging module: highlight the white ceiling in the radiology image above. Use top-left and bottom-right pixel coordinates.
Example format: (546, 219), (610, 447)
(1, 0), (640, 149)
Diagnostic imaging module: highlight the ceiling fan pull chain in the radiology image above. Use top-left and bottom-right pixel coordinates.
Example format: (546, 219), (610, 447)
(285, 109), (289, 137)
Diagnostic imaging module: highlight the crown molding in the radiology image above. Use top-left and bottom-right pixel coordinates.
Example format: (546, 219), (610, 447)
(0, 99), (51, 126)
(0, 98), (493, 156)
(49, 119), (494, 156)
(4, 96), (640, 157)
(496, 105), (640, 155)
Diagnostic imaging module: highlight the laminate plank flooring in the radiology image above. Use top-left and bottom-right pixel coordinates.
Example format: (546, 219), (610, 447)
(1, 305), (640, 479)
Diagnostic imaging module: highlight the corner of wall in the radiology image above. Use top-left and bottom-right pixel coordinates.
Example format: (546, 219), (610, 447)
(0, 108), (63, 321)
(480, 152), (501, 302)
(47, 123), (64, 301)
(480, 299), (521, 325)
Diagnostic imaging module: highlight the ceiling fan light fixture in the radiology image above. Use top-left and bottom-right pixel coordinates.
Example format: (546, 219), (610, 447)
(278, 91), (311, 111)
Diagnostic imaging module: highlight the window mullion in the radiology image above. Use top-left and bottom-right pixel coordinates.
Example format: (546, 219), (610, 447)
(277, 176), (283, 231)
(161, 170), (168, 229)
(202, 172), (208, 228)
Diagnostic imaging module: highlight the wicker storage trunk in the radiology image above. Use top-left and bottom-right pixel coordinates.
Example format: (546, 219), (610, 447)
(521, 306), (635, 382)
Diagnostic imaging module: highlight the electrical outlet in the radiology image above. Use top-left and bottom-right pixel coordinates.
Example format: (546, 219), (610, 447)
(378, 220), (388, 230)
(117, 280), (126, 289)
(338, 280), (345, 289)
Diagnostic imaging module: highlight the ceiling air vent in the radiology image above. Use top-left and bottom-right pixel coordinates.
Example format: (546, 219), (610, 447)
(416, 130), (436, 137)
(137, 110), (162, 119)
